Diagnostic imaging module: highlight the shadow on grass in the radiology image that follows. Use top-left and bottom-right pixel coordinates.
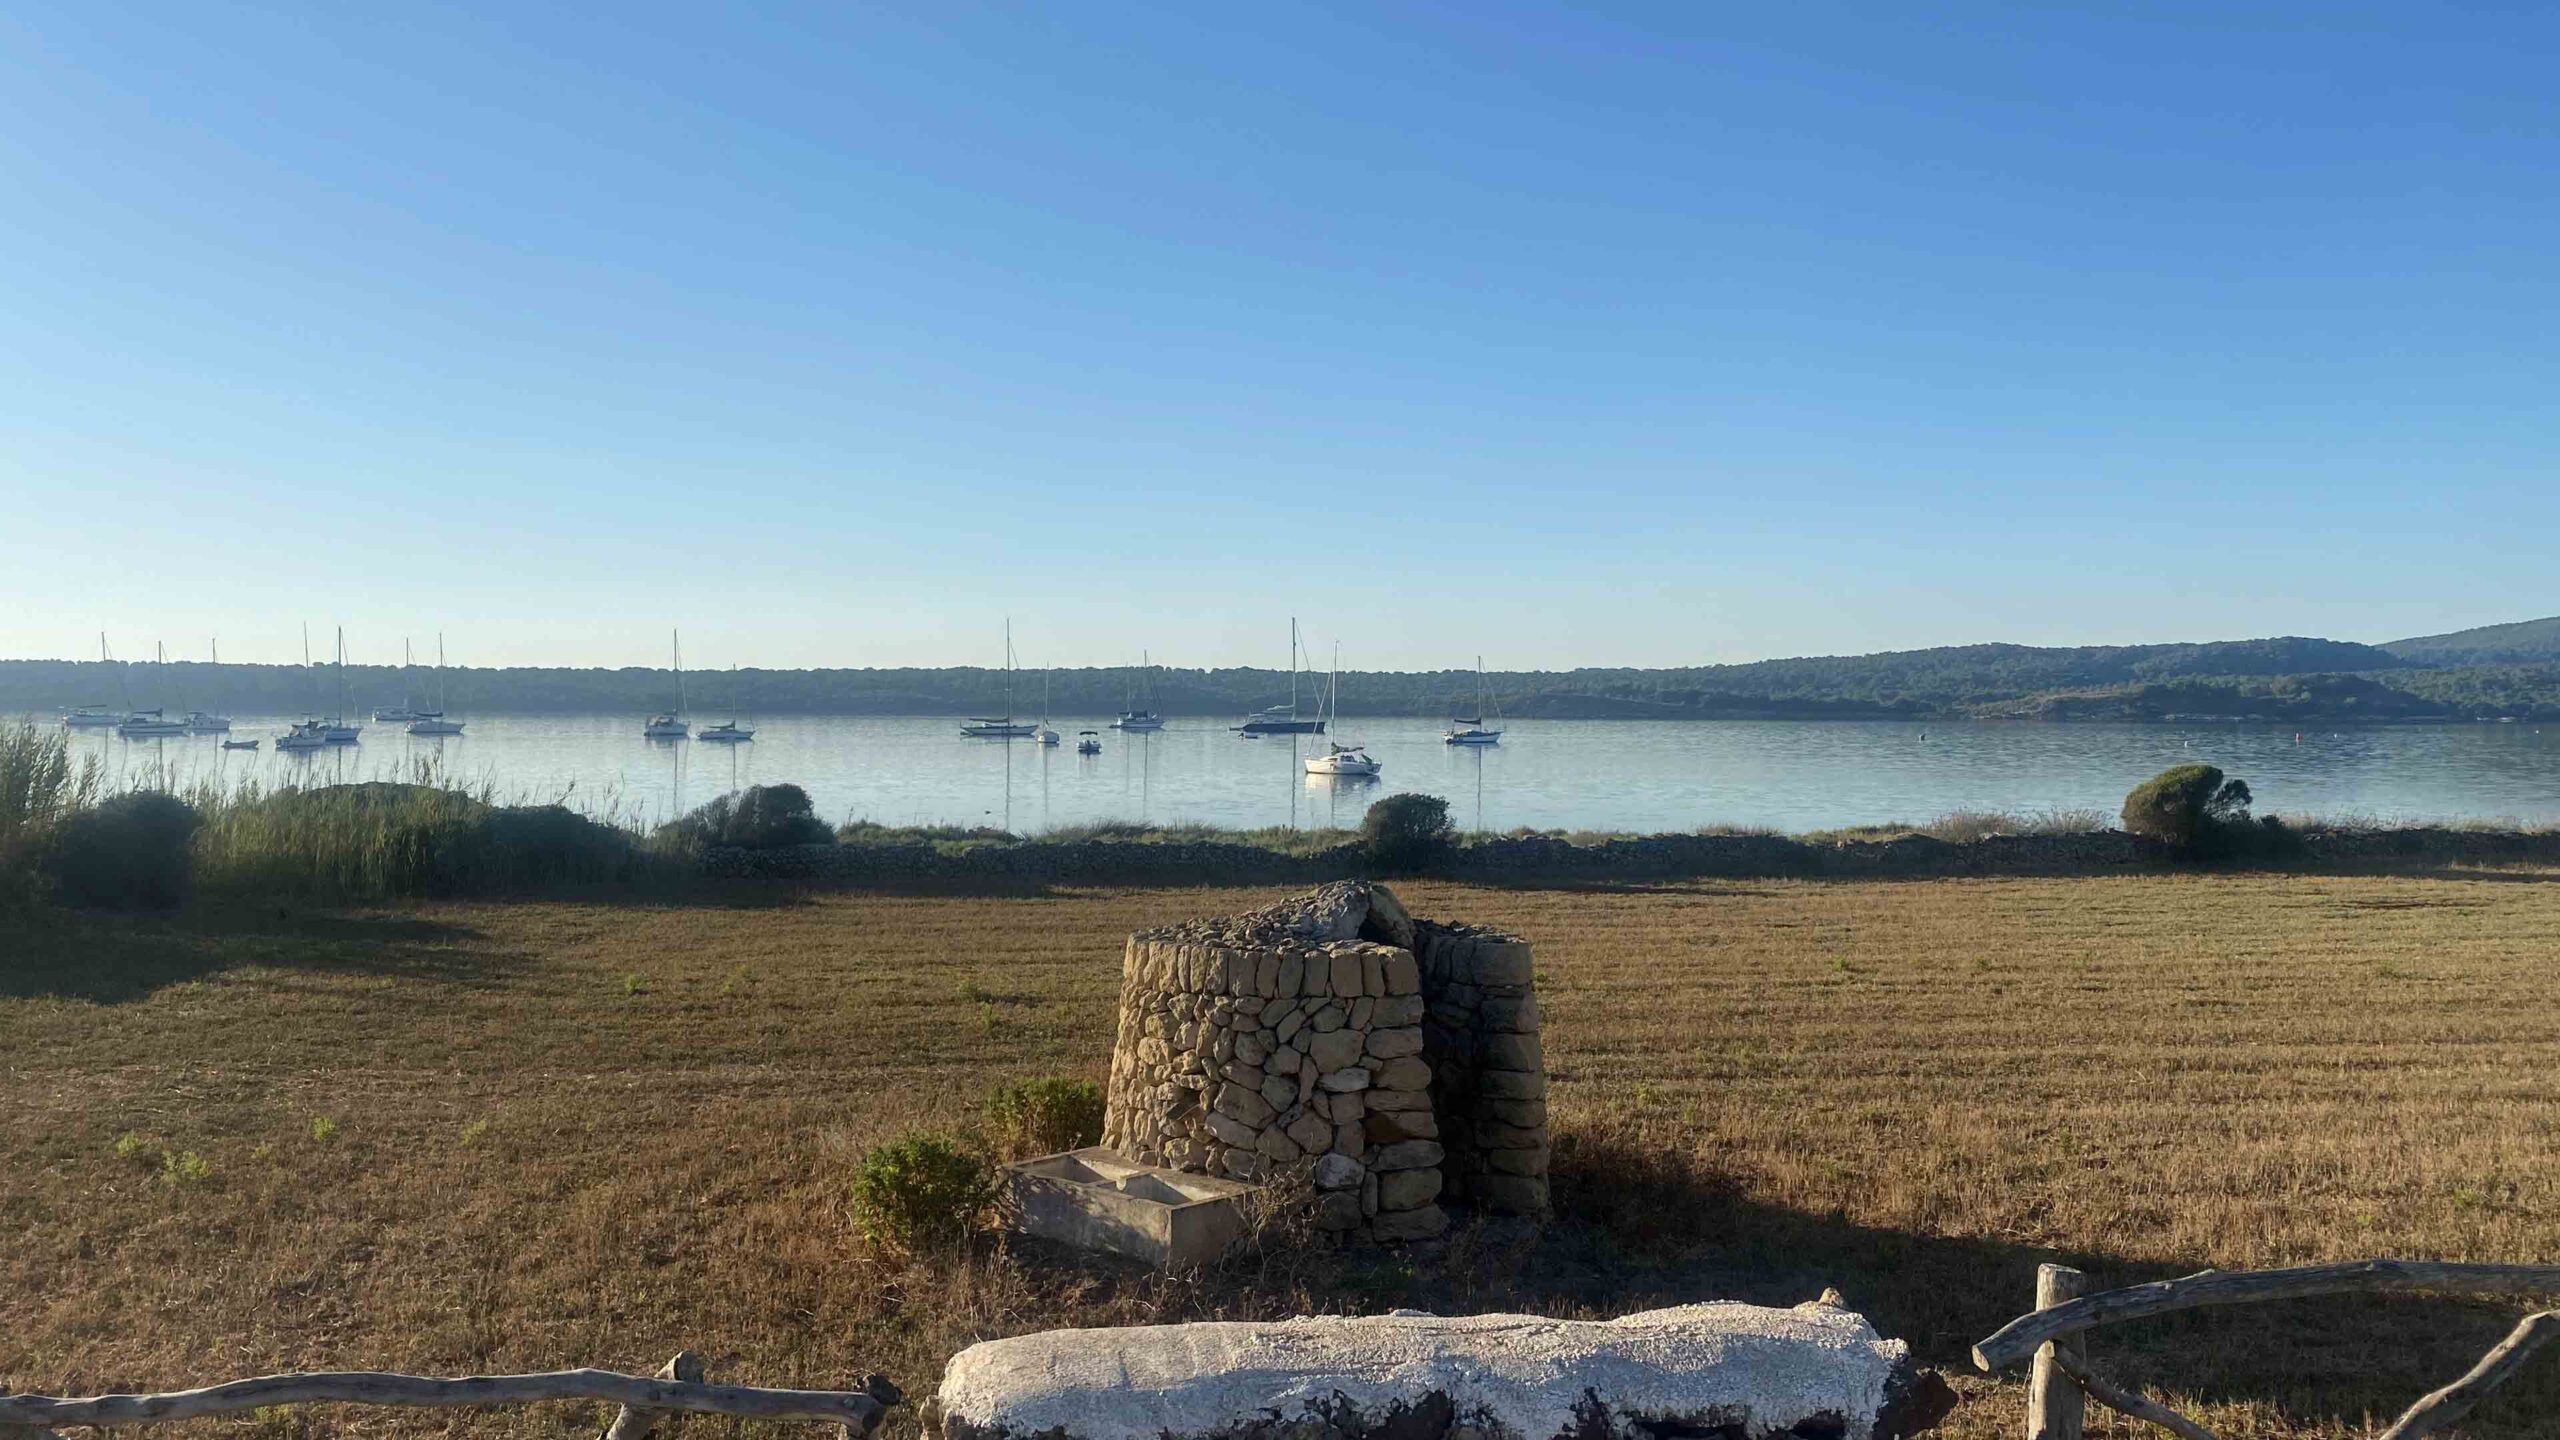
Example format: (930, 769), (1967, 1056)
(1000, 1118), (2559, 1437)
(0, 904), (500, 1003)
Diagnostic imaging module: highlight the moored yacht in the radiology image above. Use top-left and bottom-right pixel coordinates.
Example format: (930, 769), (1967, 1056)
(1443, 655), (1505, 745)
(1076, 730), (1102, 755)
(698, 720), (754, 743)
(61, 705), (119, 728)
(276, 719), (330, 752)
(405, 635), (465, 735)
(644, 630), (690, 739)
(184, 711), (232, 733)
(1305, 742), (1381, 777)
(961, 620), (1039, 737)
(117, 709), (189, 738)
(1112, 651), (1167, 730)
(408, 716), (465, 736)
(1234, 620), (1325, 734)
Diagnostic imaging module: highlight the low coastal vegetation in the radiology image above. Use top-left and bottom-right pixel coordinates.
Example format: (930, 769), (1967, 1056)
(9, 875), (2560, 1437)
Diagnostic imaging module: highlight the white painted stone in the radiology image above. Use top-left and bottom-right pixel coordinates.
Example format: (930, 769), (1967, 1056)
(936, 1301), (1906, 1440)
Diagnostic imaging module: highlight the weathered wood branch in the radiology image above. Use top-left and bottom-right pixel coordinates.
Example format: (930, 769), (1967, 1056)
(1974, 1260), (2560, 1371)
(0, 1368), (890, 1432)
(2046, 1350), (2218, 1440)
(2026, 1264), (2085, 1440)
(2376, 1310), (2560, 1440)
(601, 1352), (704, 1440)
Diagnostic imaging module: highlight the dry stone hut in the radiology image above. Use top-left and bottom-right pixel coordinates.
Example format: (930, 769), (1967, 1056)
(1102, 881), (1549, 1243)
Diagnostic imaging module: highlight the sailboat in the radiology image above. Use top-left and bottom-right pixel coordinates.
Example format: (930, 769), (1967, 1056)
(118, 643), (189, 737)
(376, 640), (426, 722)
(1303, 646), (1380, 777)
(960, 620), (1039, 738)
(1033, 669), (1060, 745)
(698, 663), (755, 743)
(184, 638), (233, 732)
(1111, 651), (1166, 731)
(275, 625), (331, 751)
(1236, 619), (1326, 735)
(322, 629), (363, 743)
(64, 633), (124, 728)
(407, 634), (465, 735)
(1443, 655), (1505, 746)
(644, 630), (690, 739)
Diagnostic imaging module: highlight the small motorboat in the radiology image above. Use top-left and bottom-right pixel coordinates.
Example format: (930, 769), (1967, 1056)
(1076, 730), (1102, 755)
(1305, 742), (1381, 777)
(222, 738), (261, 751)
(1111, 711), (1164, 732)
(1035, 726), (1060, 746)
(61, 705), (120, 729)
(184, 711), (232, 733)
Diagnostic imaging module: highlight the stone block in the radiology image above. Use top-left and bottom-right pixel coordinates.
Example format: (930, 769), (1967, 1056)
(1484, 1034), (1543, 1071)
(1334, 1120), (1365, 1157)
(1371, 1056), (1431, 1091)
(1487, 1098), (1547, 1128)
(1328, 951), (1364, 999)
(1361, 950), (1386, 997)
(1214, 1083), (1275, 1128)
(999, 1148), (1257, 1270)
(1349, 996), (1375, 1030)
(1277, 953), (1304, 997)
(1366, 1108), (1438, 1143)
(1469, 940), (1534, 986)
(1312, 1151), (1364, 1189)
(1488, 1146), (1549, 1176)
(1273, 1005), (1306, 1043)
(1377, 1167), (1443, 1211)
(1382, 951), (1420, 995)
(1476, 1121), (1546, 1150)
(1254, 953), (1281, 997)
(1364, 1026), (1423, 1061)
(1364, 1085), (1430, 1112)
(1318, 1066), (1371, 1093)
(1288, 1110), (1334, 1155)
(1478, 1069), (1546, 1100)
(1373, 994), (1425, 1025)
(1256, 1126), (1302, 1163)
(1268, 1046), (1300, 1076)
(1258, 1074), (1295, 1112)
(1302, 1028), (1359, 1072)
(1310, 1003), (1346, 1033)
(1364, 882), (1417, 948)
(1371, 1138), (1444, 1172)
(1313, 1190), (1363, 1229)
(1480, 993), (1540, 1033)
(1204, 1111), (1258, 1148)
(1300, 952), (1331, 997)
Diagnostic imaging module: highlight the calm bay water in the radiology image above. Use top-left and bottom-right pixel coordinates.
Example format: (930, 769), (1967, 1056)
(53, 714), (2560, 834)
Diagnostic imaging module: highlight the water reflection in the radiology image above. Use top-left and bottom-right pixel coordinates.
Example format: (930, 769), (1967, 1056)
(36, 714), (2560, 834)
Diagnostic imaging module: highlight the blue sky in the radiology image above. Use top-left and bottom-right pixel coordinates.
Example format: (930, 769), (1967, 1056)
(1, 2), (2551, 671)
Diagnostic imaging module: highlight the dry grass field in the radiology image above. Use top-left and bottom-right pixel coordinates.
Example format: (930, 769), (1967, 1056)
(8, 869), (2560, 1439)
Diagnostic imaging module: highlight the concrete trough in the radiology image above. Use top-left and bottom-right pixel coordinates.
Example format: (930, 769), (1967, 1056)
(1000, 1147), (1257, 1268)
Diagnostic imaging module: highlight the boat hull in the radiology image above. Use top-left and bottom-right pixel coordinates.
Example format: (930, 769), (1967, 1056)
(1238, 719), (1325, 735)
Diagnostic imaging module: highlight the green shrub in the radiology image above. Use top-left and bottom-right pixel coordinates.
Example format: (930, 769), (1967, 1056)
(659, 784), (833, 853)
(1, 724), (101, 908)
(1361, 792), (1455, 875)
(44, 792), (200, 909)
(850, 1130), (992, 1253)
(984, 1077), (1105, 1162)
(194, 782), (634, 900)
(2120, 764), (2255, 855)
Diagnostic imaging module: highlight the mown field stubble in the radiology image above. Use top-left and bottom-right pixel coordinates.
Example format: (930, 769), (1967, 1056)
(7, 869), (2560, 1439)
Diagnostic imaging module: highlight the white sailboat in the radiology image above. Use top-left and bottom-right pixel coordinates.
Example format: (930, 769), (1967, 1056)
(376, 640), (424, 722)
(1303, 646), (1381, 777)
(644, 630), (690, 739)
(1443, 655), (1505, 745)
(407, 634), (465, 735)
(322, 629), (362, 743)
(63, 633), (123, 727)
(1236, 619), (1326, 735)
(276, 625), (330, 751)
(118, 643), (189, 737)
(960, 620), (1038, 738)
(1111, 651), (1166, 731)
(184, 638), (232, 732)
(698, 663), (755, 743)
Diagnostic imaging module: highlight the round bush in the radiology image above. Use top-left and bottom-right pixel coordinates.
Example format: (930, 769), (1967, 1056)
(44, 792), (200, 909)
(1361, 792), (1455, 875)
(984, 1076), (1105, 1162)
(659, 783), (833, 854)
(2120, 764), (2254, 854)
(850, 1130), (992, 1253)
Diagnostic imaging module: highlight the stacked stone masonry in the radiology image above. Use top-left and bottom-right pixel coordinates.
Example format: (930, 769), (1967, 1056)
(1102, 881), (1548, 1244)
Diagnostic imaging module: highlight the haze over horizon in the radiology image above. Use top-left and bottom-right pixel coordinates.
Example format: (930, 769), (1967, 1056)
(5, 3), (2553, 671)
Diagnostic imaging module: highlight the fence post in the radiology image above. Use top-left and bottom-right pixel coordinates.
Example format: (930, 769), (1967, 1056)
(600, 1351), (703, 1440)
(2027, 1264), (2087, 1440)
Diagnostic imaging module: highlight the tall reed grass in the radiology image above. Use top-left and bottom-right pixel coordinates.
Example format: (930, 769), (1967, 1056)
(0, 724), (102, 905)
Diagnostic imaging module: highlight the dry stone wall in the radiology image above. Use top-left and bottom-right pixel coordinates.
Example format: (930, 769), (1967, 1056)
(1103, 882), (1546, 1244)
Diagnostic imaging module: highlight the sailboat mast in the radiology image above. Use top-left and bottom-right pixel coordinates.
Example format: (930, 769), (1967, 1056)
(1289, 618), (1300, 718)
(672, 629), (687, 716)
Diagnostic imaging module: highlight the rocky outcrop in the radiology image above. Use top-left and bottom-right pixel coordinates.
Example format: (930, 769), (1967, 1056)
(1101, 883), (1548, 1244)
(929, 1299), (1950, 1440)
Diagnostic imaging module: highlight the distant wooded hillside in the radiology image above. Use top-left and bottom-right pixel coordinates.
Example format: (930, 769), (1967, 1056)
(4, 622), (2556, 722)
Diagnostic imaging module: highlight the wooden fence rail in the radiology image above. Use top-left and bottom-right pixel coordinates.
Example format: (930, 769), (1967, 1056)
(0, 1353), (899, 1437)
(1974, 1258), (2560, 1440)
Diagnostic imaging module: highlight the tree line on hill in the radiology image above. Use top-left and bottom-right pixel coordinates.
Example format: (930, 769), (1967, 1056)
(4, 616), (2556, 723)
